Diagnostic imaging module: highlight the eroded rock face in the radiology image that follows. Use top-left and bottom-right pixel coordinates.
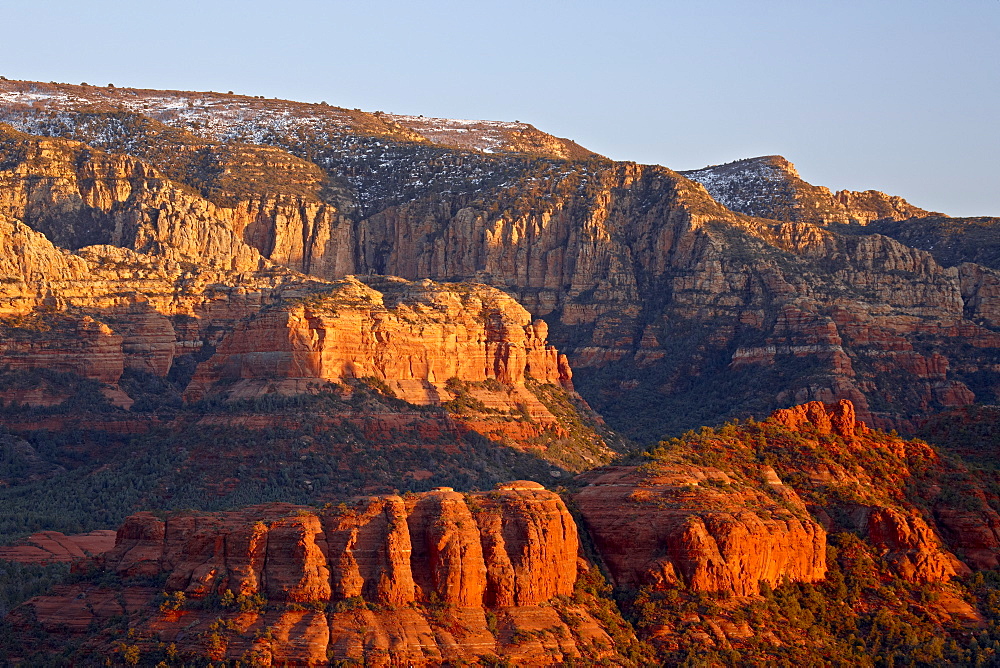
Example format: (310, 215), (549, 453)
(763, 401), (976, 584)
(0, 217), (584, 429)
(935, 505), (1000, 570)
(0, 215), (322, 392)
(860, 506), (970, 582)
(99, 485), (577, 608)
(0, 126), (266, 271)
(0, 313), (124, 384)
(14, 486), (619, 666)
(183, 276), (571, 415)
(0, 216), (616, 472)
(770, 398), (868, 441)
(575, 465), (827, 596)
(0, 530), (116, 563)
(576, 400), (981, 594)
(3, 84), (1000, 438)
(343, 158), (1000, 437)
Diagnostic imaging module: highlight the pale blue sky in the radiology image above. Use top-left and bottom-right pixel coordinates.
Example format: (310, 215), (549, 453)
(5, 0), (998, 216)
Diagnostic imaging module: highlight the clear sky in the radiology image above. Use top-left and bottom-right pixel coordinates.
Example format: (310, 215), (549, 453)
(4, 0), (998, 216)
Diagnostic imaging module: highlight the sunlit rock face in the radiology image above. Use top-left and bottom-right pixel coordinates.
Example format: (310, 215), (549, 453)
(183, 275), (573, 414)
(682, 155), (934, 225)
(2, 81), (1000, 437)
(10, 486), (624, 666)
(576, 400), (975, 598)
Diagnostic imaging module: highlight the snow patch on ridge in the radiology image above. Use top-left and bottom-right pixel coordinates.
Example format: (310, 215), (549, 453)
(682, 157), (797, 216)
(385, 114), (532, 153)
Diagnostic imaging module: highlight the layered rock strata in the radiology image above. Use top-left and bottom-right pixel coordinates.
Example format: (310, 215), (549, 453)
(0, 215), (320, 397)
(0, 530), (117, 564)
(13, 484), (622, 665)
(0, 214), (578, 419)
(3, 80), (1000, 437)
(0, 215), (615, 473)
(183, 275), (573, 417)
(575, 465), (828, 596)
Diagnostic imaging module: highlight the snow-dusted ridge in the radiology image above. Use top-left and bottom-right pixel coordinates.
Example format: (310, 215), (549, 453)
(383, 114), (535, 154)
(0, 80), (596, 159)
(681, 156), (798, 215)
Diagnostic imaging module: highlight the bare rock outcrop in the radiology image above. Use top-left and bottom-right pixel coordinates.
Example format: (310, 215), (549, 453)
(575, 465), (827, 596)
(94, 485), (578, 611)
(770, 398), (868, 442)
(0, 530), (117, 563)
(576, 400), (978, 595)
(12, 486), (622, 665)
(0, 125), (266, 271)
(861, 506), (970, 582)
(183, 275), (573, 419)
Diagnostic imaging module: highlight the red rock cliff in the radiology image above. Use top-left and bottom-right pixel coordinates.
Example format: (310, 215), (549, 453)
(14, 484), (626, 666)
(575, 464), (827, 596)
(575, 400), (979, 596)
(183, 275), (573, 417)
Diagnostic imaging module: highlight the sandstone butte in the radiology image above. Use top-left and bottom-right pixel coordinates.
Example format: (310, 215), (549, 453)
(575, 400), (979, 598)
(575, 466), (829, 597)
(181, 275), (573, 416)
(0, 85), (998, 437)
(10, 483), (627, 666)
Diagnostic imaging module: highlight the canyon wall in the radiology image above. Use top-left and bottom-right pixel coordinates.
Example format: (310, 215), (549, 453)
(2, 86), (999, 437)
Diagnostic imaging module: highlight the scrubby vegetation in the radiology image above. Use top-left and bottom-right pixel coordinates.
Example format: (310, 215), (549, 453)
(867, 215), (1000, 271)
(0, 561), (70, 618)
(624, 532), (1000, 666)
(0, 372), (618, 546)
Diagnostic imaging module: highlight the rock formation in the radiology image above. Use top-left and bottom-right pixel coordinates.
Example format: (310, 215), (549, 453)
(764, 401), (974, 583)
(96, 483), (578, 609)
(9, 485), (624, 666)
(2, 80), (999, 438)
(576, 400), (979, 595)
(0, 212), (570, 402)
(183, 275), (573, 415)
(0, 217), (612, 465)
(0, 530), (116, 563)
(575, 464), (827, 596)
